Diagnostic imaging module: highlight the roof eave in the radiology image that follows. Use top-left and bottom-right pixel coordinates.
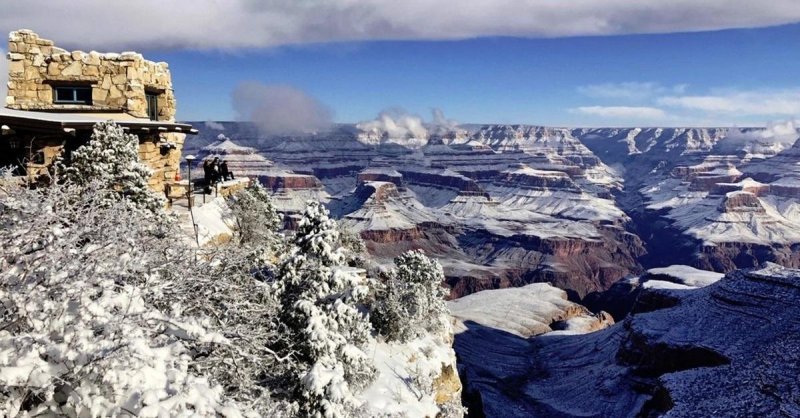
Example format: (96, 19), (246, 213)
(0, 114), (197, 135)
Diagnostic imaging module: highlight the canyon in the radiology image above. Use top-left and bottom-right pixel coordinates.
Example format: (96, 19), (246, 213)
(187, 121), (800, 300)
(187, 121), (800, 417)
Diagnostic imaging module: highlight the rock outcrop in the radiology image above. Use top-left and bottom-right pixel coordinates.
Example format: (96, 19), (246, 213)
(449, 283), (614, 338)
(575, 125), (800, 274)
(584, 265), (724, 320)
(456, 264), (800, 417)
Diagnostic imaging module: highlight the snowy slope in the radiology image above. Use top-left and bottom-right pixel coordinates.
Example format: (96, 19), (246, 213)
(448, 283), (613, 338)
(458, 264), (800, 417)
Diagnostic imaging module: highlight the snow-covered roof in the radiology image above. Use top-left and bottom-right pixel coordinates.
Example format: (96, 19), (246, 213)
(0, 107), (195, 134)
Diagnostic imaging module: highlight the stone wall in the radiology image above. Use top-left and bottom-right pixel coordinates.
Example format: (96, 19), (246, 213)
(139, 132), (186, 191)
(4, 30), (189, 193)
(6, 30), (176, 121)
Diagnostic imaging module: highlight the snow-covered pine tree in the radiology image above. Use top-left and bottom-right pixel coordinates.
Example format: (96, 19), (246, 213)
(61, 121), (163, 214)
(373, 250), (450, 342)
(229, 182), (283, 266)
(337, 224), (368, 268)
(272, 200), (376, 417)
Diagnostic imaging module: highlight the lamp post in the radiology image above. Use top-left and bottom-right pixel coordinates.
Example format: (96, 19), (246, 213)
(184, 155), (195, 208)
(184, 154), (200, 251)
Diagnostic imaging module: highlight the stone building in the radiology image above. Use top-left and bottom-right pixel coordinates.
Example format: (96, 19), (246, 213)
(0, 29), (196, 192)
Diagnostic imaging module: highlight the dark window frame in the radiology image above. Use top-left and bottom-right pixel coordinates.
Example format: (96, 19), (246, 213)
(53, 86), (93, 105)
(146, 91), (159, 121)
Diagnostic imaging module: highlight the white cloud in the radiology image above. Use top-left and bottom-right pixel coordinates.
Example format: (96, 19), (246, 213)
(204, 121), (225, 131)
(578, 82), (687, 101)
(1, 1), (799, 50)
(658, 89), (800, 116)
(356, 108), (460, 148)
(357, 109), (429, 146)
(231, 82), (333, 135)
(573, 106), (668, 119)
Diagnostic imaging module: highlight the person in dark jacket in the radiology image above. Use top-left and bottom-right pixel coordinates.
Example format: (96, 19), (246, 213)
(211, 157), (222, 184)
(202, 159), (214, 193)
(220, 160), (234, 181)
(202, 159), (212, 184)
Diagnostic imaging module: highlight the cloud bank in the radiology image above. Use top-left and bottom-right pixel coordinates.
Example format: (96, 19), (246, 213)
(357, 108), (460, 148)
(1, 1), (799, 50)
(658, 89), (800, 116)
(204, 121), (225, 131)
(573, 82), (800, 126)
(231, 82), (333, 136)
(578, 82), (688, 101)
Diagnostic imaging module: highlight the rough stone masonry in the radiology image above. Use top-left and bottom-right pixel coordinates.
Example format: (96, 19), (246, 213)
(4, 29), (186, 192)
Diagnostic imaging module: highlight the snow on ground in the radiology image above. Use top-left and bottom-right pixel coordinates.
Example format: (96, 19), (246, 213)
(647, 265), (724, 288)
(448, 283), (607, 338)
(359, 333), (458, 417)
(642, 280), (694, 291)
(192, 198), (235, 245)
(172, 196), (235, 246)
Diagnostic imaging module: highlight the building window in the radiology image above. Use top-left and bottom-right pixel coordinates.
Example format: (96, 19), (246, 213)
(146, 92), (159, 121)
(53, 86), (92, 105)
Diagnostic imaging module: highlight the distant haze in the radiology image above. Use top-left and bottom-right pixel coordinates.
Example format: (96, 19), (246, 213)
(231, 82), (334, 136)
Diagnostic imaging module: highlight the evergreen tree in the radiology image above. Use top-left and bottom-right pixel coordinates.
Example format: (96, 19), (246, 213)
(272, 201), (375, 417)
(229, 182), (283, 265)
(336, 224), (368, 268)
(373, 250), (450, 342)
(61, 121), (163, 214)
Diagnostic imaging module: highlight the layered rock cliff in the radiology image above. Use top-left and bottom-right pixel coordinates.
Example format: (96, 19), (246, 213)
(187, 122), (799, 299)
(455, 263), (800, 417)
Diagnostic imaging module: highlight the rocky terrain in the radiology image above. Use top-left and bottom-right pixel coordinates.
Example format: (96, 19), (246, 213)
(184, 122), (800, 417)
(575, 124), (800, 271)
(455, 263), (800, 417)
(186, 121), (800, 300)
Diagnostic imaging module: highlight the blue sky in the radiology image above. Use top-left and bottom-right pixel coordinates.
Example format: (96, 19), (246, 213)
(3, 1), (800, 127)
(146, 23), (800, 126)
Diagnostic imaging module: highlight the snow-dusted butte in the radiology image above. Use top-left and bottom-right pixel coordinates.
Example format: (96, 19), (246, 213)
(574, 123), (800, 272)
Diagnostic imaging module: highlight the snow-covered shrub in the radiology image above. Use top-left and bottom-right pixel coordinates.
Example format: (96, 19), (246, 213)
(0, 176), (242, 416)
(271, 201), (376, 417)
(58, 120), (164, 214)
(230, 182), (281, 245)
(337, 224), (369, 268)
(228, 182), (284, 268)
(372, 250), (450, 343)
(153, 244), (293, 416)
